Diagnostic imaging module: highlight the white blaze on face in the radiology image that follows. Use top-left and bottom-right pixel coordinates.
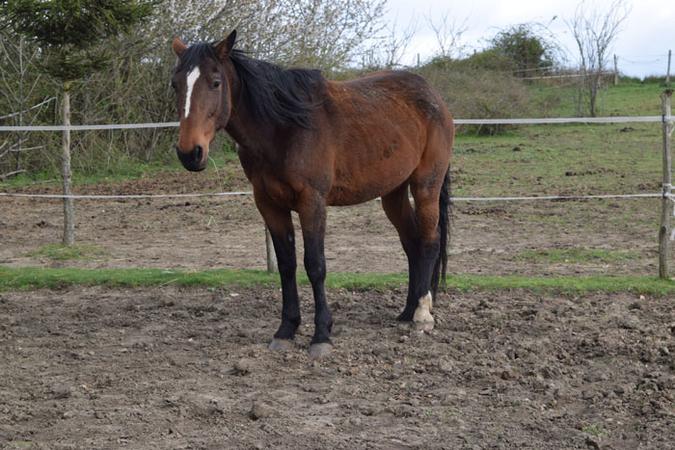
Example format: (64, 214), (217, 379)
(184, 66), (201, 119)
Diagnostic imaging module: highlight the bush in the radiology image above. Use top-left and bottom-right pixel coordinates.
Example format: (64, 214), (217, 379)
(463, 50), (516, 73)
(417, 63), (530, 135)
(642, 75), (670, 86)
(489, 24), (556, 77)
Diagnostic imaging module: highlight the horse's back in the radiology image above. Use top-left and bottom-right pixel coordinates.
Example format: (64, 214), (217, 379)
(335, 70), (449, 119)
(319, 71), (453, 206)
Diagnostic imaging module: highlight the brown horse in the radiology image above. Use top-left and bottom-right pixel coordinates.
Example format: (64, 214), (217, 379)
(171, 31), (454, 359)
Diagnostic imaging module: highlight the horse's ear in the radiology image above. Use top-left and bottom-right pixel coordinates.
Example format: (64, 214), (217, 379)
(172, 37), (187, 57)
(215, 30), (237, 60)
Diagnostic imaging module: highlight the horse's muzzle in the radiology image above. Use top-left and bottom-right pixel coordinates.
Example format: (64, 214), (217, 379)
(176, 145), (206, 172)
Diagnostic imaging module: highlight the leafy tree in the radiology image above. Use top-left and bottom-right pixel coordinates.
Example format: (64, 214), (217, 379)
(489, 24), (556, 77)
(1, 0), (155, 245)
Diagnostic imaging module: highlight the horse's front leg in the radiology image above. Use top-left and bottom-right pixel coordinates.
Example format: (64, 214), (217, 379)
(297, 192), (333, 359)
(254, 191), (300, 351)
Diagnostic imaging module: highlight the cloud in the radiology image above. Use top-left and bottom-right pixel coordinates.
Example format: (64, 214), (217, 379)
(383, 0), (673, 77)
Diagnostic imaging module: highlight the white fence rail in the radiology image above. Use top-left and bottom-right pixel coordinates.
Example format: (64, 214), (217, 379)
(0, 191), (670, 202)
(0, 115), (671, 132)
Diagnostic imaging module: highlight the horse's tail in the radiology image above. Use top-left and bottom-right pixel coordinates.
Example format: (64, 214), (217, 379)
(432, 167), (451, 298)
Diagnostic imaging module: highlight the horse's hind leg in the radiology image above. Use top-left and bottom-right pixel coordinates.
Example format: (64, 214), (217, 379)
(407, 175), (443, 331)
(381, 182), (439, 330)
(403, 123), (452, 330)
(382, 152), (446, 330)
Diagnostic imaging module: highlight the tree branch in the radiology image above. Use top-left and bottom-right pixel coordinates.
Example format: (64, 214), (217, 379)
(0, 169), (27, 180)
(0, 97), (56, 121)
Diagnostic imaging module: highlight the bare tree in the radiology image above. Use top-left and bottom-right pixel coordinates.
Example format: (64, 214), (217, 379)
(568, 0), (630, 116)
(360, 17), (418, 69)
(145, 0), (385, 69)
(427, 12), (468, 60)
(0, 34), (53, 177)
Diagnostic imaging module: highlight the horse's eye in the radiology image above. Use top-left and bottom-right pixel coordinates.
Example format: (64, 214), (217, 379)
(212, 80), (221, 89)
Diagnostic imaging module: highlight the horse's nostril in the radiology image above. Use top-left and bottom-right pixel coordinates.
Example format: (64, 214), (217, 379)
(176, 145), (206, 171)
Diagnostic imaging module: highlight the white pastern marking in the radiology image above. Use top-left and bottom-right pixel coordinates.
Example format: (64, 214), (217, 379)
(413, 291), (434, 325)
(184, 66), (201, 119)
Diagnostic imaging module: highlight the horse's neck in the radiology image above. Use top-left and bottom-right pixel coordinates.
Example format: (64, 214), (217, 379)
(225, 110), (277, 154)
(223, 66), (276, 155)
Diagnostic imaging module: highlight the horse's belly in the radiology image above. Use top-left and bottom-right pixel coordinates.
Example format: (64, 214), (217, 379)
(325, 119), (426, 205)
(326, 164), (414, 206)
(326, 185), (382, 206)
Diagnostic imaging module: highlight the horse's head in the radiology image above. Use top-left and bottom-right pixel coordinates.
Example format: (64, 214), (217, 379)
(171, 31), (237, 172)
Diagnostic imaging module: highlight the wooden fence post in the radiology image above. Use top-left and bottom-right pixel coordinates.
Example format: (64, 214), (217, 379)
(265, 227), (278, 273)
(659, 90), (673, 279)
(613, 54), (619, 86)
(61, 83), (75, 246)
(667, 50), (672, 86)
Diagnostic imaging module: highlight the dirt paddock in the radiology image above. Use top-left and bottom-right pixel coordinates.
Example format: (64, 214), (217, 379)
(0, 193), (668, 277)
(1, 285), (673, 449)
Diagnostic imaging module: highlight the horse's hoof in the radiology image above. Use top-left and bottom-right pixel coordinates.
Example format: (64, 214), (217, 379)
(269, 338), (295, 352)
(413, 319), (435, 332)
(308, 343), (333, 360)
(413, 292), (434, 332)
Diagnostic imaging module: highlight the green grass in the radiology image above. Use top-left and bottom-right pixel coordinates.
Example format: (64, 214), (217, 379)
(27, 244), (105, 261)
(452, 121), (662, 198)
(517, 248), (639, 264)
(582, 423), (607, 438)
(0, 142), (239, 190)
(5, 441), (33, 449)
(1, 267), (673, 296)
(528, 80), (664, 117)
(0, 157), (175, 190)
(450, 81), (665, 199)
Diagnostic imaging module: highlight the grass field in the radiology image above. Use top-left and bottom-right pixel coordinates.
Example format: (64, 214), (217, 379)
(529, 79), (665, 117)
(1, 266), (673, 295)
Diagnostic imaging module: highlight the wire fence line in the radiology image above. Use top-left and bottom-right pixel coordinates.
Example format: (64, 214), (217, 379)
(0, 191), (672, 201)
(0, 114), (672, 203)
(520, 71), (615, 81)
(456, 116), (668, 125)
(0, 191), (254, 200)
(0, 115), (672, 132)
(0, 122), (180, 132)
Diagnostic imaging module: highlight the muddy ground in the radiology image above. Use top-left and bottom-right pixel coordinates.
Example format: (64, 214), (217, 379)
(0, 286), (673, 449)
(0, 169), (670, 275)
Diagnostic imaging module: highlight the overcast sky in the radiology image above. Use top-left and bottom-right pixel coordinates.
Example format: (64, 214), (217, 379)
(383, 0), (673, 77)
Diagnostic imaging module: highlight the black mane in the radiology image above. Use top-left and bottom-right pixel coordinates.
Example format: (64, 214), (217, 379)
(229, 50), (325, 129)
(177, 43), (325, 129)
